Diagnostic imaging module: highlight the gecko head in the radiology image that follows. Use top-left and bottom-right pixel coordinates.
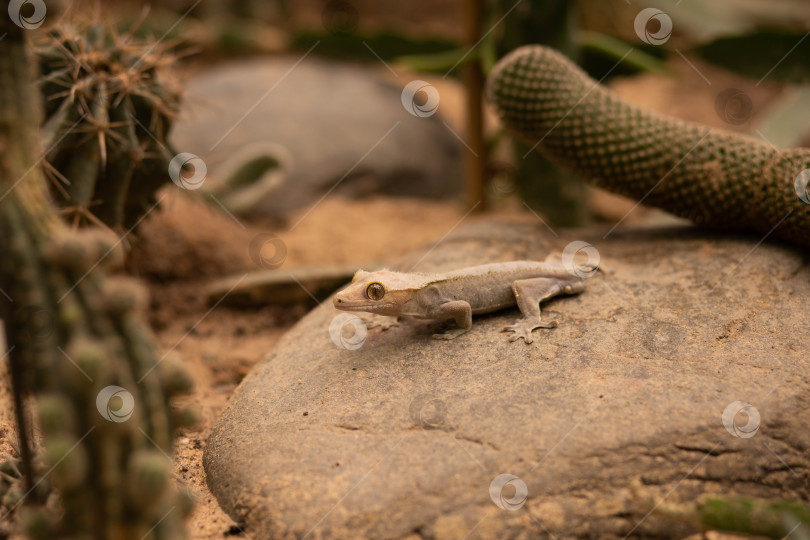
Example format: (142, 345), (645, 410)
(333, 269), (414, 316)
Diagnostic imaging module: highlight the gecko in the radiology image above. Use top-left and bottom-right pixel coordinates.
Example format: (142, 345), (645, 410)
(332, 260), (594, 343)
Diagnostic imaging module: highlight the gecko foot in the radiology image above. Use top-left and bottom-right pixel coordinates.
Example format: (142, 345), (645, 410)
(503, 318), (558, 344)
(432, 327), (469, 340)
(362, 314), (400, 331)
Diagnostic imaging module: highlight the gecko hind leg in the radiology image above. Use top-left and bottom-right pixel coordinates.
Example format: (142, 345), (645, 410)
(504, 277), (575, 344)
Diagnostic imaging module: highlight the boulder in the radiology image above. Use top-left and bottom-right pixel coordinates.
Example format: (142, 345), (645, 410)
(170, 57), (462, 218)
(204, 219), (810, 538)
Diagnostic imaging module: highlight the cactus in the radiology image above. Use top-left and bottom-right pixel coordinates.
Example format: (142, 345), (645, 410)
(0, 16), (193, 540)
(487, 45), (810, 248)
(656, 494), (810, 538)
(631, 479), (810, 538)
(37, 21), (181, 229)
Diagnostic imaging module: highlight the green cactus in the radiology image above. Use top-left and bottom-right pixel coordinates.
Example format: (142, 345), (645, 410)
(488, 45), (810, 248)
(0, 16), (193, 540)
(37, 21), (181, 229)
(656, 494), (810, 538)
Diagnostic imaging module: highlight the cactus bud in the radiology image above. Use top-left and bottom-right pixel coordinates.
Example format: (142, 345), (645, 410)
(159, 354), (194, 396)
(44, 436), (88, 490)
(97, 277), (148, 319)
(127, 451), (170, 508)
(42, 231), (94, 271)
(37, 395), (76, 435)
(64, 335), (107, 386)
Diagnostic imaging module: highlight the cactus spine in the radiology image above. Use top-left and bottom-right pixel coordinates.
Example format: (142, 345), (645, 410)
(38, 22), (181, 229)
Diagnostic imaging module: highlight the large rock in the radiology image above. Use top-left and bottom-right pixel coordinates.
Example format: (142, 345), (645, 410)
(204, 219), (810, 539)
(171, 57), (462, 218)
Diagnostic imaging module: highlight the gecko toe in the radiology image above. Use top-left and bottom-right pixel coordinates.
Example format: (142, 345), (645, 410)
(507, 333), (533, 343)
(432, 328), (469, 340)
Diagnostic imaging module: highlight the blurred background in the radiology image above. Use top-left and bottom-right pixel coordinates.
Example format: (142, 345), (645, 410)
(2, 1), (810, 537)
(70, 0), (810, 256)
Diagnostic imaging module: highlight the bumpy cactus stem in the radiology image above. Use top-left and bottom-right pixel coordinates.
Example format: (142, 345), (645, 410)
(487, 45), (810, 248)
(0, 17), (193, 540)
(38, 22), (181, 229)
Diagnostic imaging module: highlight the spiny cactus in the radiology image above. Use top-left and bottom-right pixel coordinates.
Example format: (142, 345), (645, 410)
(488, 45), (810, 248)
(37, 21), (181, 229)
(1, 16), (193, 540)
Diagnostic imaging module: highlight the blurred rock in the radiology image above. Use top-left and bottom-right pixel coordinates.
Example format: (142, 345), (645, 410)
(171, 56), (463, 219)
(205, 219), (810, 538)
(205, 264), (363, 307)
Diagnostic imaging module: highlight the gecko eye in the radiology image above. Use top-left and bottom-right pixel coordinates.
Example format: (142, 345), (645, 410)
(365, 282), (385, 301)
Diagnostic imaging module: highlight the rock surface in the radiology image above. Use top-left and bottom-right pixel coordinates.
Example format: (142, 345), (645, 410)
(204, 219), (810, 539)
(170, 57), (462, 218)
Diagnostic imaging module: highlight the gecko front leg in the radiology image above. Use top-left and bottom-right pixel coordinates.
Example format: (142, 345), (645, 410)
(504, 277), (583, 343)
(430, 300), (472, 340)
